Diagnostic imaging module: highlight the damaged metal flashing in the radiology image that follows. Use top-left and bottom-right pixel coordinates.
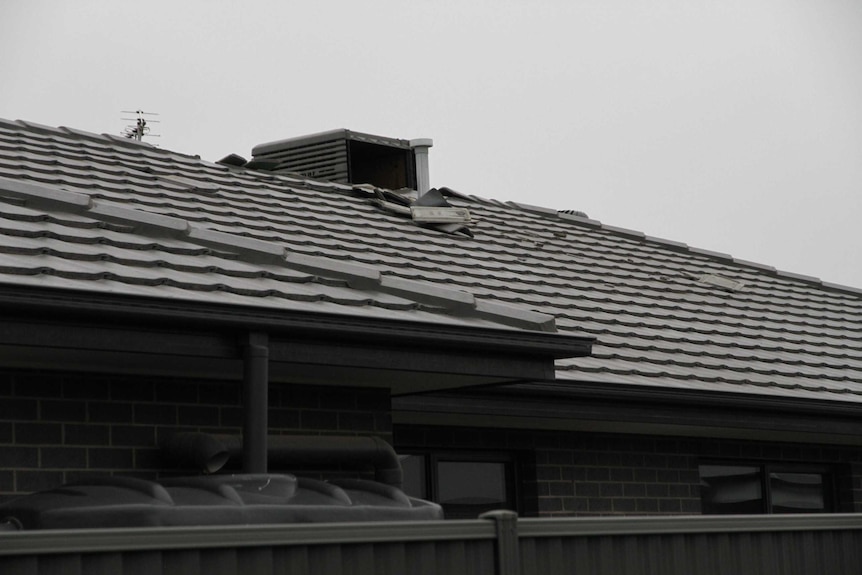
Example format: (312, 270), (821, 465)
(369, 187), (473, 237)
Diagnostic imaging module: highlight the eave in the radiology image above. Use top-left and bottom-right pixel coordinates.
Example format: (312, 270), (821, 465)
(393, 380), (862, 445)
(0, 285), (593, 395)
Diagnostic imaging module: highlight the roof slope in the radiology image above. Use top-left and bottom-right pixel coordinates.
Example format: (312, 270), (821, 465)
(1, 118), (861, 404)
(0, 126), (561, 335)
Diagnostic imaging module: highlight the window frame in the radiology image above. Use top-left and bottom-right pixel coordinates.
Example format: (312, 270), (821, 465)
(698, 460), (836, 514)
(400, 450), (521, 518)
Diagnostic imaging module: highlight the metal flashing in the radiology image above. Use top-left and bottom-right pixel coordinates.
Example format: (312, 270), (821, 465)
(409, 206), (471, 223)
(370, 188), (474, 237)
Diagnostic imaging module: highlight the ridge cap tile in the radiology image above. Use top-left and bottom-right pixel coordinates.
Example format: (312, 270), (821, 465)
(186, 227), (286, 260)
(822, 282), (862, 296)
(730, 258), (777, 273)
(60, 125), (106, 140)
(0, 176), (91, 209)
(687, 246), (733, 260)
(558, 211), (603, 227)
(506, 201), (559, 217)
(379, 275), (475, 309)
(87, 200), (190, 233)
(600, 224), (646, 239)
(775, 269), (822, 284)
(644, 235), (688, 250)
(15, 119), (65, 135)
(284, 252), (381, 288)
(474, 299), (557, 332)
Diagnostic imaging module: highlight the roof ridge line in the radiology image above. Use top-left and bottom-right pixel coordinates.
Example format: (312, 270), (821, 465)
(506, 199), (862, 298)
(2, 117), (208, 164)
(0, 175), (558, 332)
(12, 119), (150, 151)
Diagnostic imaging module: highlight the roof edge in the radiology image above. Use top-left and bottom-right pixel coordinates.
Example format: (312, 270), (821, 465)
(0, 284), (593, 360)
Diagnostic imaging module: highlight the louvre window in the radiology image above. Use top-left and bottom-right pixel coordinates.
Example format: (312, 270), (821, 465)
(699, 463), (833, 514)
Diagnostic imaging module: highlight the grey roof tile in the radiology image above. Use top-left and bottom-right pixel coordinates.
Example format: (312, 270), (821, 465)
(0, 165), (553, 334)
(1, 118), (861, 402)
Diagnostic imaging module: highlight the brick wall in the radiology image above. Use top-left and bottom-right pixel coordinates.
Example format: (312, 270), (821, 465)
(0, 370), (392, 503)
(395, 425), (862, 517)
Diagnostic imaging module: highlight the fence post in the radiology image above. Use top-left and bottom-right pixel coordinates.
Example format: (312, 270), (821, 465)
(480, 510), (520, 575)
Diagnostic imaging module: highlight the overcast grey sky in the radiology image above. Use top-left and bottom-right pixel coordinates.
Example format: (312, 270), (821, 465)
(2, 1), (861, 289)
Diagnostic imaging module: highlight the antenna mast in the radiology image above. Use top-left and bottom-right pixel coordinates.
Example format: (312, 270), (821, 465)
(121, 110), (160, 142)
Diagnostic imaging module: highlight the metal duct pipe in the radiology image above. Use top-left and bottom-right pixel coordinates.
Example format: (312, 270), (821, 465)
(409, 138), (433, 196)
(242, 332), (269, 474)
(161, 433), (403, 488)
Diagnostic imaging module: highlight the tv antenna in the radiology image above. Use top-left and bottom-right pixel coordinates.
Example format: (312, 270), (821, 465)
(121, 110), (160, 142)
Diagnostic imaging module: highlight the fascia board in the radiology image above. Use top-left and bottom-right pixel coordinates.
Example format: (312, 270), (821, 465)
(0, 285), (593, 361)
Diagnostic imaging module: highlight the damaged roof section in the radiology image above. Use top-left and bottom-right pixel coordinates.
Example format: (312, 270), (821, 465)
(367, 186), (474, 237)
(0, 175), (554, 333)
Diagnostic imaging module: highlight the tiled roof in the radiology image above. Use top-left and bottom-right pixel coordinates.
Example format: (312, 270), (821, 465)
(1, 118), (861, 404)
(0, 135), (558, 335)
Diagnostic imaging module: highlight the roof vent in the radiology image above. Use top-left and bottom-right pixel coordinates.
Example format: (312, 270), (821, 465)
(251, 130), (433, 194)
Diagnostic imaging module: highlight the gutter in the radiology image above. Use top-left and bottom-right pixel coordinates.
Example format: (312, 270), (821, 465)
(0, 285), (593, 360)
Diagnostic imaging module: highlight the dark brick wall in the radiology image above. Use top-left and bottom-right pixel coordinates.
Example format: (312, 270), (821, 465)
(395, 425), (862, 517)
(0, 370), (392, 503)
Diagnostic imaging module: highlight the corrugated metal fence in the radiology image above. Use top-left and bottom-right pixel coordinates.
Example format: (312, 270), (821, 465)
(2, 512), (861, 575)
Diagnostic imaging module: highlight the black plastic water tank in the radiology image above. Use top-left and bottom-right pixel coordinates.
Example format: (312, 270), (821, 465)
(0, 474), (443, 530)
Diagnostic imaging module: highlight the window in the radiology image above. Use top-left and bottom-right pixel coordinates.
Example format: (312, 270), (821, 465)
(401, 452), (518, 519)
(699, 463), (833, 514)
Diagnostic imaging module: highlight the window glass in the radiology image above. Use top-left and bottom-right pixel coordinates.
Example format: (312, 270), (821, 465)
(400, 454), (427, 500)
(699, 463), (832, 514)
(769, 472), (826, 513)
(397, 451), (517, 519)
(437, 461), (507, 506)
(699, 465), (763, 514)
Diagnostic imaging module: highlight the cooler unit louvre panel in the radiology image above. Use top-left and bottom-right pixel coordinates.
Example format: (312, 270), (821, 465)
(257, 139), (349, 183)
(252, 130), (417, 190)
